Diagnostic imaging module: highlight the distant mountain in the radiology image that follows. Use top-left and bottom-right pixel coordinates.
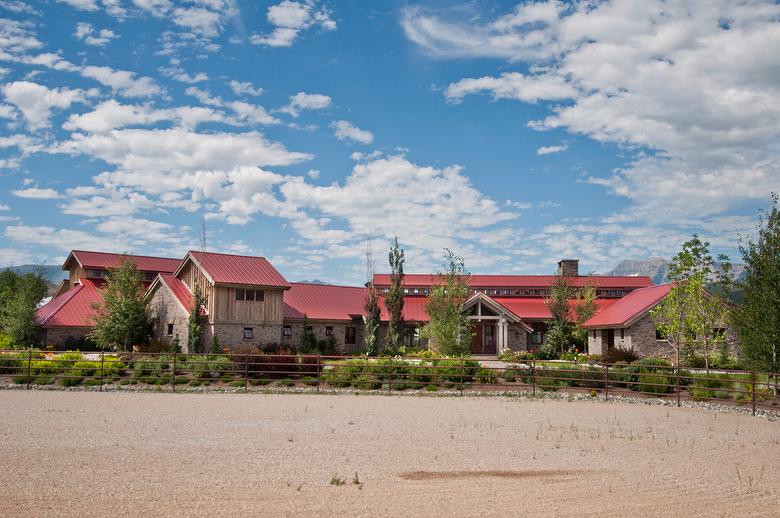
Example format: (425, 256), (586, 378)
(606, 258), (747, 285)
(295, 279), (331, 285)
(2, 264), (67, 284)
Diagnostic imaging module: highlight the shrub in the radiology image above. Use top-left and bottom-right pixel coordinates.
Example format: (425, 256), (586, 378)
(637, 371), (672, 394)
(301, 376), (318, 386)
(475, 368), (497, 384)
(411, 350), (439, 359)
(279, 378), (294, 387)
(229, 380), (245, 387)
(120, 379), (135, 385)
(691, 373), (733, 400)
(354, 373), (382, 390)
(502, 367), (522, 383)
(220, 374), (234, 382)
(61, 375), (83, 387)
(425, 384), (438, 391)
(246, 353), (297, 379)
(0, 351), (28, 374)
(12, 375), (28, 384)
(498, 351), (536, 363)
(33, 375), (54, 385)
(189, 380), (201, 387)
(133, 355), (167, 377)
(83, 379), (105, 386)
(605, 348), (639, 364)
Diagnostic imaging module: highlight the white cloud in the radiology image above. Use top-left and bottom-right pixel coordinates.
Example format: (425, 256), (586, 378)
(132, 0), (172, 17)
(0, 203), (10, 210)
(11, 187), (64, 199)
(159, 65), (207, 83)
(0, 18), (44, 55)
(185, 86), (223, 106)
(74, 23), (118, 46)
(405, 0), (780, 223)
(1, 81), (89, 130)
(228, 101), (280, 126)
(279, 91), (331, 117)
(229, 80), (263, 97)
(251, 0), (336, 47)
(306, 169), (320, 179)
(537, 144), (568, 155)
(331, 120), (374, 144)
(80, 65), (160, 97)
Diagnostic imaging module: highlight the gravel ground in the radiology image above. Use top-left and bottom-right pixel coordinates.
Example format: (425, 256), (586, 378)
(1, 391), (778, 517)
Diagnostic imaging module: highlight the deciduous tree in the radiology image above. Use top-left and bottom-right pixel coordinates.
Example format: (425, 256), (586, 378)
(188, 284), (206, 353)
(384, 237), (405, 354)
(0, 268), (48, 347)
(421, 249), (471, 357)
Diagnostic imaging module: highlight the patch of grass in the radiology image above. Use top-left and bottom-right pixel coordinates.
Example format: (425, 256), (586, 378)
(354, 374), (382, 390)
(119, 379), (136, 385)
(83, 379), (105, 386)
(250, 378), (270, 386)
(425, 384), (438, 392)
(32, 375), (54, 385)
(301, 376), (318, 386)
(229, 380), (245, 387)
(189, 380), (202, 387)
(219, 374), (234, 383)
(475, 368), (498, 384)
(278, 378), (294, 387)
(330, 475), (346, 486)
(443, 382), (455, 389)
(60, 376), (83, 387)
(12, 375), (30, 384)
(173, 378), (189, 385)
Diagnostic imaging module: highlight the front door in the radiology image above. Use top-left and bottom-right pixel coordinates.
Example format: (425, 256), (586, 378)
(605, 329), (615, 352)
(470, 321), (483, 354)
(483, 323), (496, 354)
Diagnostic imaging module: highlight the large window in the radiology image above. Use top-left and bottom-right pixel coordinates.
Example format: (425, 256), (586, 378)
(236, 289), (265, 301)
(345, 326), (357, 345)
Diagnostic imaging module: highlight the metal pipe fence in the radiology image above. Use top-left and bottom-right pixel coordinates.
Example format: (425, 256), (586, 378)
(1, 349), (777, 415)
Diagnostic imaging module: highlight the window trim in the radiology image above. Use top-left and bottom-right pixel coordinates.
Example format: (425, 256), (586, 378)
(243, 327), (254, 340)
(325, 326), (334, 337)
(166, 323), (174, 336)
(236, 289), (245, 301)
(282, 325), (292, 337)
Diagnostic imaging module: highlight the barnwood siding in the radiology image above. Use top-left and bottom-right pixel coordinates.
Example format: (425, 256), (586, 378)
(213, 286), (284, 324)
(69, 264), (83, 283)
(179, 260), (215, 317)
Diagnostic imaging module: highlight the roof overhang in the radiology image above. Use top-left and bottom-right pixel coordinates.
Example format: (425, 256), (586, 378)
(463, 293), (533, 332)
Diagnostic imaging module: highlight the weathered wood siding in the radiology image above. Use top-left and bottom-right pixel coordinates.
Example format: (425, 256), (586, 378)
(213, 287), (284, 325)
(179, 260), (216, 317)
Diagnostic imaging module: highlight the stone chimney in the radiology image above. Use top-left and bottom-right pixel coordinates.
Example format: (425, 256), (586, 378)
(557, 259), (579, 277)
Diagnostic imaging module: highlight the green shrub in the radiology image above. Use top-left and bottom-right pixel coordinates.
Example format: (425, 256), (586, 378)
(61, 376), (83, 387)
(279, 378), (294, 387)
(605, 348), (639, 364)
(301, 376), (318, 386)
(250, 378), (270, 386)
(0, 351), (27, 374)
(475, 368), (497, 384)
(425, 384), (438, 391)
(502, 367), (522, 383)
(32, 375), (54, 385)
(498, 351), (537, 362)
(691, 373), (733, 400)
(229, 380), (245, 387)
(120, 379), (135, 385)
(219, 374), (234, 382)
(83, 379), (105, 386)
(133, 356), (167, 376)
(12, 375), (28, 384)
(354, 374), (382, 390)
(412, 350), (439, 359)
(637, 371), (672, 394)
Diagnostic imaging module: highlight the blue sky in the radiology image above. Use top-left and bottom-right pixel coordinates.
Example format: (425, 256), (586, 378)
(0, 0), (778, 283)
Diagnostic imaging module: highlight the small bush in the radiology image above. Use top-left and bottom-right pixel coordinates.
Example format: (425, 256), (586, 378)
(637, 371), (671, 394)
(301, 376), (318, 386)
(691, 373), (733, 400)
(475, 368), (497, 384)
(12, 375), (29, 384)
(32, 375), (54, 385)
(425, 384), (438, 392)
(0, 351), (28, 374)
(278, 378), (294, 387)
(84, 379), (105, 386)
(250, 378), (270, 386)
(189, 380), (201, 387)
(502, 367), (522, 383)
(219, 374), (234, 382)
(120, 379), (135, 386)
(498, 351), (537, 362)
(61, 376), (83, 387)
(354, 374), (382, 390)
(605, 348), (639, 364)
(229, 380), (245, 387)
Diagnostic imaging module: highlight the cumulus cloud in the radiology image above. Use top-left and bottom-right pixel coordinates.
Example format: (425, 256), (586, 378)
(404, 0), (780, 224)
(1, 81), (90, 130)
(229, 80), (263, 97)
(251, 0), (336, 47)
(331, 120), (374, 144)
(11, 187), (64, 199)
(537, 144), (567, 155)
(74, 23), (118, 46)
(279, 91), (331, 117)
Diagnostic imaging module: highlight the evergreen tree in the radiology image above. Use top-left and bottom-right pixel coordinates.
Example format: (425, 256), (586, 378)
(90, 258), (152, 351)
(734, 194), (780, 393)
(299, 314), (317, 353)
(210, 334), (221, 354)
(363, 286), (381, 356)
(188, 284), (206, 353)
(421, 249), (471, 357)
(384, 237), (405, 354)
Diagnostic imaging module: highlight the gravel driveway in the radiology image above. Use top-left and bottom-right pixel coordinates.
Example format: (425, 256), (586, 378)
(1, 391), (778, 517)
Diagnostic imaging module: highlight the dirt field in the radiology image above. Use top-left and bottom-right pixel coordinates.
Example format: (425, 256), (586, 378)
(0, 391), (778, 517)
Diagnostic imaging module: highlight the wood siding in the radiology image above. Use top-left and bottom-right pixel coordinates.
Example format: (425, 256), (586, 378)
(213, 287), (284, 325)
(179, 260), (216, 318)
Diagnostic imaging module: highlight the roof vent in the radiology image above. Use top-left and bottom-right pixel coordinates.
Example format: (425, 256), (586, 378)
(557, 259), (579, 277)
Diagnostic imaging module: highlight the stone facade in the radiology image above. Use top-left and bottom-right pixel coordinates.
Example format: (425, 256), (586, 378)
(149, 285), (191, 351)
(206, 323), (282, 351)
(505, 323), (530, 352)
(281, 320), (365, 354)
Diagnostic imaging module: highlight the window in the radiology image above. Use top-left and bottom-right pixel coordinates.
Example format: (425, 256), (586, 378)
(255, 290), (264, 301)
(283, 325), (292, 337)
(325, 326), (334, 336)
(245, 289), (255, 301)
(403, 288), (409, 294)
(345, 326), (357, 345)
(620, 328), (625, 339)
(166, 323), (174, 336)
(413, 288), (419, 294)
(423, 288), (429, 295)
(243, 327), (254, 339)
(236, 289), (245, 301)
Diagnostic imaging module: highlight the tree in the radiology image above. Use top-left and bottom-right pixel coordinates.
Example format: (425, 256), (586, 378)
(733, 194), (780, 393)
(299, 314), (317, 353)
(421, 249), (471, 357)
(210, 334), (221, 354)
(90, 258), (152, 351)
(542, 274), (575, 358)
(363, 286), (381, 356)
(653, 235), (731, 370)
(188, 284), (206, 353)
(573, 280), (597, 348)
(384, 237), (405, 354)
(0, 268), (48, 347)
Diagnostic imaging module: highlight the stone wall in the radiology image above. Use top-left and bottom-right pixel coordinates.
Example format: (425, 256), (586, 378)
(208, 322), (282, 351)
(506, 323), (529, 352)
(281, 320), (364, 354)
(149, 286), (191, 351)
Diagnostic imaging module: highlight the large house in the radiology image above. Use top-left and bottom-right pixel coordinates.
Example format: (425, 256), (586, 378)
(37, 251), (712, 360)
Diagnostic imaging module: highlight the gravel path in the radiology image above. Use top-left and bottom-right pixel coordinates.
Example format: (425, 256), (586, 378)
(1, 391), (778, 517)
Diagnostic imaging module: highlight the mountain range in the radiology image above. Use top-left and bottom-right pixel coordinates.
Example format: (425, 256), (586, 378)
(605, 257), (747, 284)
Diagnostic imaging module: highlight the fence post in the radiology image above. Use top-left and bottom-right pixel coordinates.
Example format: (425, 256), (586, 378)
(26, 348), (32, 390)
(531, 360), (536, 397)
(604, 362), (609, 401)
(459, 356), (465, 396)
(675, 364), (681, 407)
(171, 352), (177, 393)
(316, 354), (321, 393)
(99, 350), (105, 392)
(244, 352), (249, 393)
(751, 371), (756, 416)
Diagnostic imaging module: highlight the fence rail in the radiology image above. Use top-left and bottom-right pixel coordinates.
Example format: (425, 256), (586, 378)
(1, 349), (778, 415)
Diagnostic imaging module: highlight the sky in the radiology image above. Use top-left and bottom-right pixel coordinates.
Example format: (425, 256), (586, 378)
(0, 0), (778, 284)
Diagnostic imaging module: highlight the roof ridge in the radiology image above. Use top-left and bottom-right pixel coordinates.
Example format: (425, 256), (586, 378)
(38, 283), (84, 326)
(72, 249), (180, 261)
(290, 282), (364, 289)
(189, 250), (268, 260)
(373, 272), (653, 279)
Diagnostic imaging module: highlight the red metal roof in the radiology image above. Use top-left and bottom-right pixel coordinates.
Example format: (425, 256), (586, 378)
(158, 273), (196, 313)
(37, 278), (103, 328)
(583, 283), (673, 328)
(372, 273), (653, 289)
(283, 283), (366, 321)
(185, 251), (290, 288)
(378, 295), (430, 322)
(67, 250), (181, 273)
(494, 297), (618, 320)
